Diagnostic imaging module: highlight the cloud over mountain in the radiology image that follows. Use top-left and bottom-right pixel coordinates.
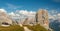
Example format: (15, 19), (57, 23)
(0, 9), (7, 13)
(8, 12), (16, 16)
(0, 8), (60, 21)
(48, 10), (58, 20)
(18, 10), (36, 17)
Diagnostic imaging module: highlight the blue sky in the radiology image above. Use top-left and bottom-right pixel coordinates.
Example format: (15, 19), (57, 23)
(0, 0), (60, 13)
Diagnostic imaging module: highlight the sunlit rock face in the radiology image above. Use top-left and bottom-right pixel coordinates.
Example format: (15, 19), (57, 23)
(0, 10), (12, 25)
(35, 9), (49, 29)
(23, 17), (36, 25)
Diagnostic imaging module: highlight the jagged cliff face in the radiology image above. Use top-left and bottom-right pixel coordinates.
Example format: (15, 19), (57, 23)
(23, 17), (36, 25)
(35, 9), (49, 29)
(0, 11), (12, 25)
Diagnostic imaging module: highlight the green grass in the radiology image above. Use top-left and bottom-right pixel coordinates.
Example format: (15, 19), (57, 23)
(0, 24), (48, 31)
(0, 25), (24, 31)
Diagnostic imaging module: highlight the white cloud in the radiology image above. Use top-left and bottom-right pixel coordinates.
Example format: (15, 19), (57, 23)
(57, 13), (60, 16)
(49, 10), (60, 21)
(0, 8), (59, 21)
(19, 10), (36, 17)
(51, 10), (57, 15)
(19, 10), (28, 15)
(0, 9), (7, 13)
(15, 14), (20, 16)
(8, 12), (15, 16)
(48, 13), (56, 20)
(8, 12), (20, 16)
(48, 10), (58, 20)
(57, 13), (60, 19)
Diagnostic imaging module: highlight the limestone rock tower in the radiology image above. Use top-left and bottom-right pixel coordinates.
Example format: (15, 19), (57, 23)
(36, 9), (49, 29)
(0, 9), (12, 25)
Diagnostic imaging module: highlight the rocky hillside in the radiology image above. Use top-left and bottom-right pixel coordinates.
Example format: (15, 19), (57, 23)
(0, 10), (12, 25)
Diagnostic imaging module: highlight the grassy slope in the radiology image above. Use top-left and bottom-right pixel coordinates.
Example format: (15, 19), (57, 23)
(0, 24), (48, 31)
(24, 24), (48, 31)
(0, 25), (24, 31)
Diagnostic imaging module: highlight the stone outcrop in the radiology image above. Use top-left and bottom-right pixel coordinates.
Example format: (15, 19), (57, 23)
(23, 17), (36, 25)
(0, 11), (12, 25)
(35, 9), (49, 29)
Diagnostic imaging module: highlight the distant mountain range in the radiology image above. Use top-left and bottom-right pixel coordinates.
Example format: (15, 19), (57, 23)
(49, 19), (60, 31)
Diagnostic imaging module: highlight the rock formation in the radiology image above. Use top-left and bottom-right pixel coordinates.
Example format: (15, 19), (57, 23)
(23, 17), (36, 25)
(0, 10), (12, 25)
(35, 9), (49, 29)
